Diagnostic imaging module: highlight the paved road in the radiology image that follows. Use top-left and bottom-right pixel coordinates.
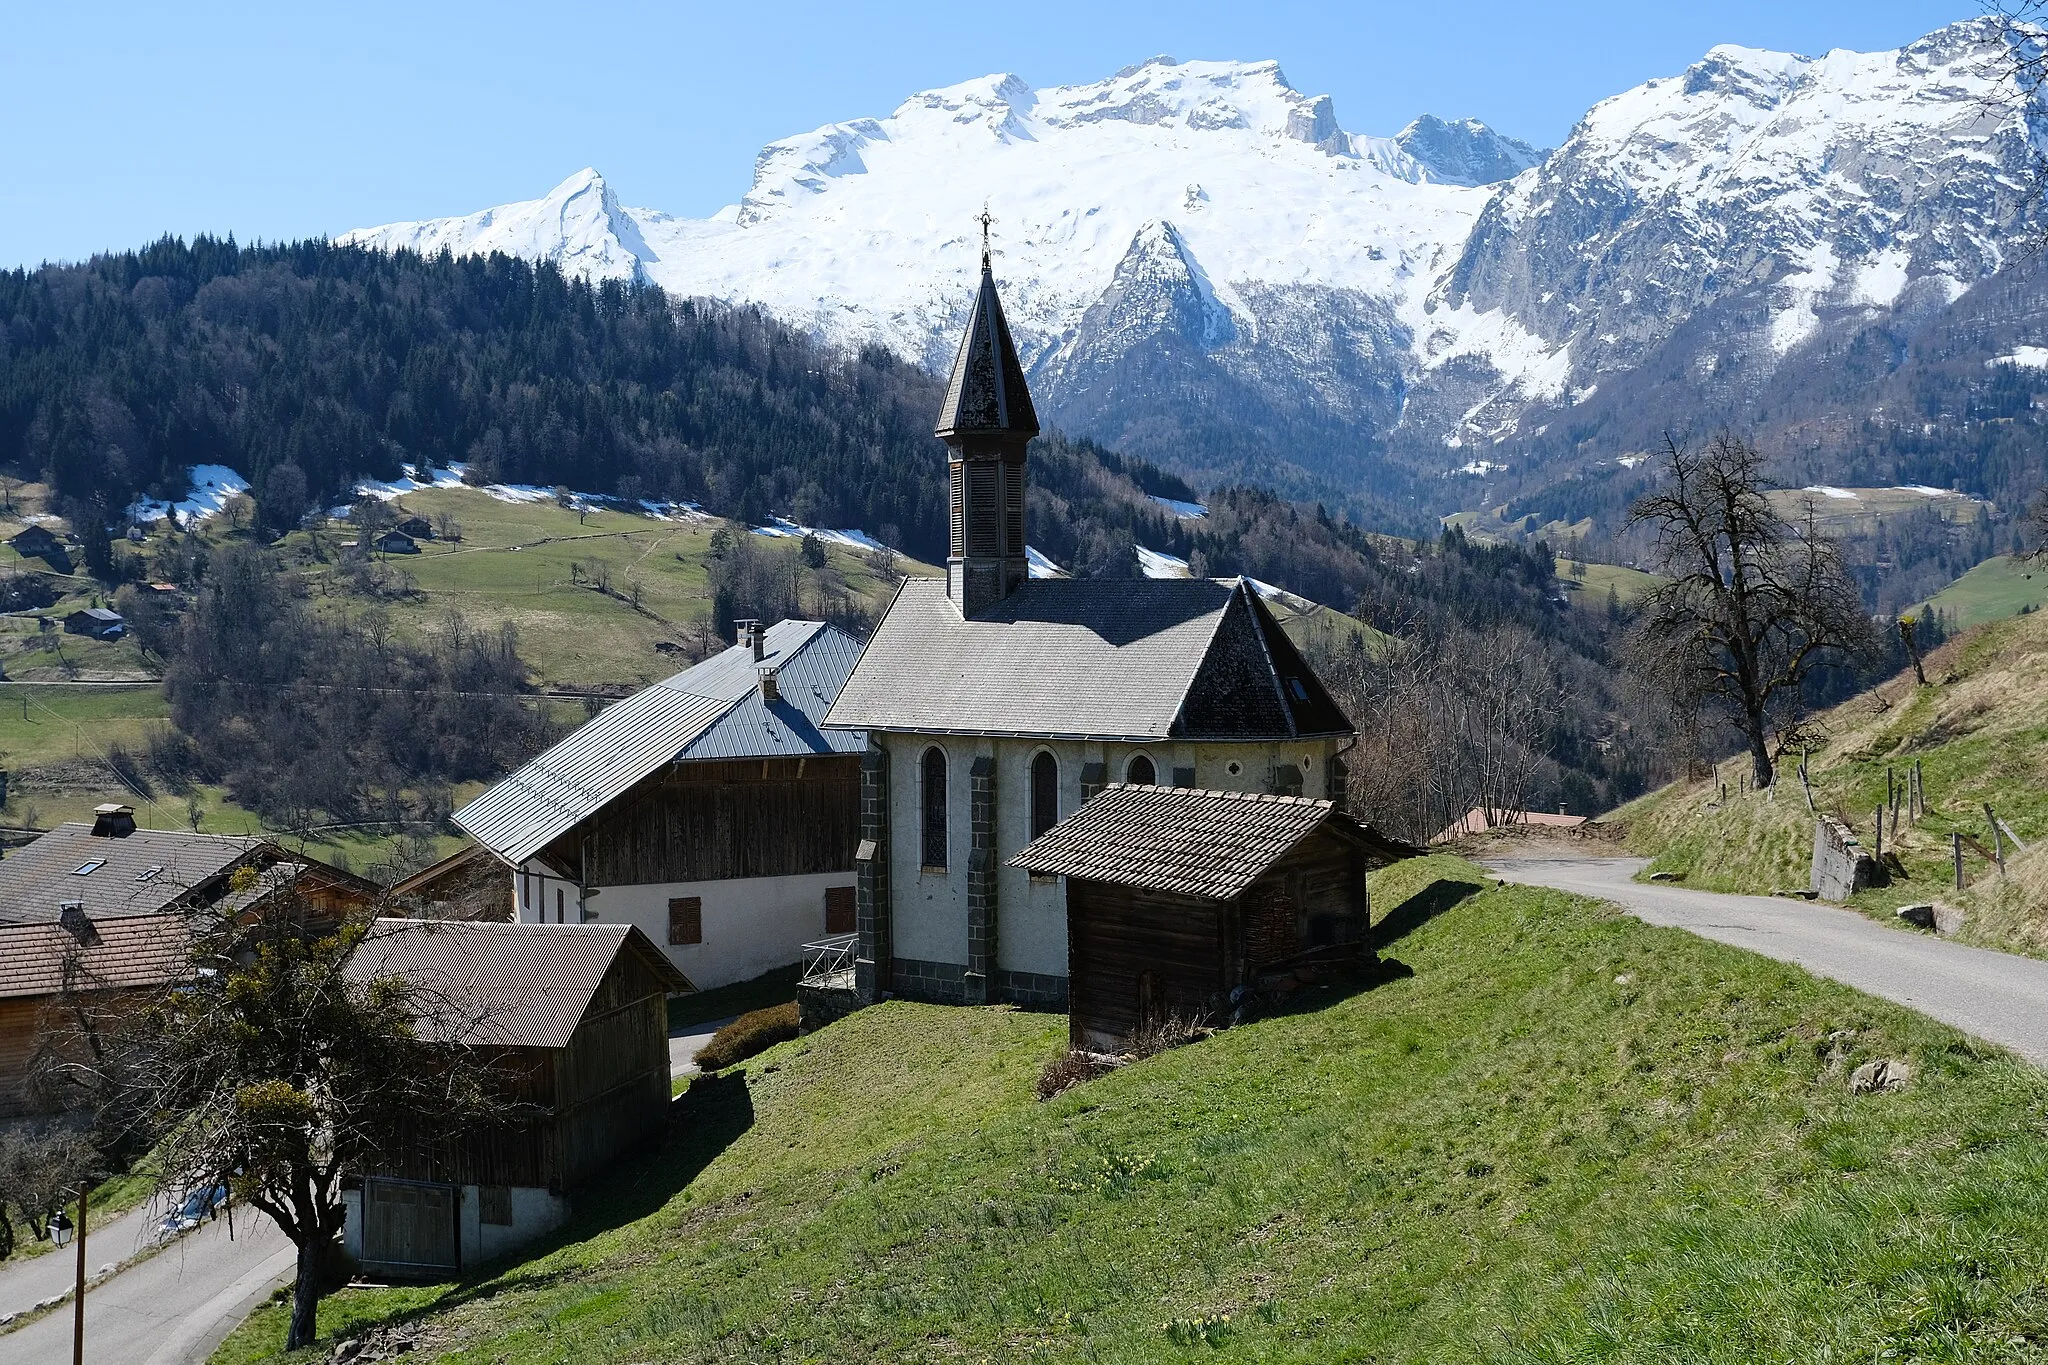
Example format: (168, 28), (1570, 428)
(1487, 855), (2048, 1066)
(0, 1199), (160, 1320)
(0, 1209), (292, 1365)
(669, 1015), (739, 1075)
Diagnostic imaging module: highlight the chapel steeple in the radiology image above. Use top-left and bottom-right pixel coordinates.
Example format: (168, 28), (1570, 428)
(936, 210), (1037, 616)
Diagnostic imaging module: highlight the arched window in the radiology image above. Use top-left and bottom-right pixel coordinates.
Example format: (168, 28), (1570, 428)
(1126, 754), (1156, 786)
(921, 747), (948, 869)
(1030, 750), (1060, 838)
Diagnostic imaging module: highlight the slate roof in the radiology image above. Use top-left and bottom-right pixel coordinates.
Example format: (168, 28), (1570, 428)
(824, 577), (1351, 742)
(936, 265), (1039, 440)
(0, 912), (190, 1000)
(0, 823), (261, 927)
(1009, 785), (1414, 900)
(343, 919), (691, 1048)
(453, 620), (866, 864)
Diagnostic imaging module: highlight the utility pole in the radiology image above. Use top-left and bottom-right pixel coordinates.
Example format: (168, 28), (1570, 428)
(71, 1183), (87, 1365)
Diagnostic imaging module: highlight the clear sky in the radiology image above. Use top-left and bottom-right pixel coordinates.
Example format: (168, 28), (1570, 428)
(1, 0), (1979, 271)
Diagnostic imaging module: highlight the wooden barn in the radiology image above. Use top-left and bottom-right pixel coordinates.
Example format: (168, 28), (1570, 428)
(1012, 785), (1415, 1052)
(455, 620), (867, 989)
(340, 919), (690, 1277)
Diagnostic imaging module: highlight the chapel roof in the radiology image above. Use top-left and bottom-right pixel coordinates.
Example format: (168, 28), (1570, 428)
(935, 264), (1039, 441)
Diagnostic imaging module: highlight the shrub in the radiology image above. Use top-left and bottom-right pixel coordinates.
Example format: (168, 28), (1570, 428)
(694, 1003), (800, 1071)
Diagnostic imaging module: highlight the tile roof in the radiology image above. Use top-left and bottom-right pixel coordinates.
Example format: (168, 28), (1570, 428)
(1009, 785), (1411, 900)
(824, 577), (1352, 742)
(343, 919), (692, 1049)
(0, 912), (190, 1000)
(453, 620), (866, 863)
(0, 824), (261, 927)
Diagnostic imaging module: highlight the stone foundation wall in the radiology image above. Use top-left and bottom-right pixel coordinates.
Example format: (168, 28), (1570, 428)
(1811, 817), (1878, 902)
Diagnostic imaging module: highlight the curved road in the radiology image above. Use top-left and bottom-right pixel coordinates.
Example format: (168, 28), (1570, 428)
(1488, 855), (2048, 1066)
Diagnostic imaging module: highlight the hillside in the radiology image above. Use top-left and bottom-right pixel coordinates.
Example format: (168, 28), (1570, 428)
(1618, 607), (2048, 958)
(215, 853), (2048, 1362)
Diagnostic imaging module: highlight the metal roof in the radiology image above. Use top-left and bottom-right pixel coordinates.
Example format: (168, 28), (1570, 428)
(824, 577), (1352, 742)
(452, 620), (866, 864)
(1009, 785), (1409, 900)
(344, 919), (691, 1049)
(0, 824), (261, 927)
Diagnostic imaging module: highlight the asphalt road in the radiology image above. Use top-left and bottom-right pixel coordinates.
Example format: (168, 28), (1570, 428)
(1488, 855), (2048, 1066)
(0, 1208), (292, 1365)
(0, 1199), (159, 1320)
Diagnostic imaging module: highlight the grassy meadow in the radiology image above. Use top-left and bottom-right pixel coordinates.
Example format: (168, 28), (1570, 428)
(215, 854), (2048, 1363)
(1616, 608), (2048, 956)
(1916, 554), (2048, 631)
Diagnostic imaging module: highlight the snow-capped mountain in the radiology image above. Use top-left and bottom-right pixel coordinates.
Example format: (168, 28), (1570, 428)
(341, 20), (2046, 495)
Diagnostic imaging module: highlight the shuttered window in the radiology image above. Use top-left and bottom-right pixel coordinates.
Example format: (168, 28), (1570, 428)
(921, 747), (948, 869)
(478, 1185), (513, 1226)
(1030, 751), (1059, 839)
(668, 896), (703, 946)
(825, 885), (855, 934)
(966, 463), (998, 555)
(1004, 461), (1025, 554)
(949, 464), (965, 557)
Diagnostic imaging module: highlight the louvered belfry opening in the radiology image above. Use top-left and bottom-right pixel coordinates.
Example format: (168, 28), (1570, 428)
(935, 246), (1039, 617)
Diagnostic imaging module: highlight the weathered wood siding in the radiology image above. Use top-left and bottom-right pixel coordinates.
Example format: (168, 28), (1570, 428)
(572, 756), (861, 886)
(0, 998), (42, 1118)
(1066, 825), (1371, 1050)
(554, 952), (672, 1189)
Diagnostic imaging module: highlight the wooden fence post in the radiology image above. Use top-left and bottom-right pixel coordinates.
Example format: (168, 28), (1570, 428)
(1875, 805), (1884, 861)
(1915, 760), (1926, 819)
(1986, 804), (2007, 875)
(1953, 831), (1965, 891)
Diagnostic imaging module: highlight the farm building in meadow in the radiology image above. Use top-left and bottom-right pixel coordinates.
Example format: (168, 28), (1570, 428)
(1011, 785), (1416, 1051)
(9, 524), (69, 569)
(340, 919), (689, 1276)
(373, 529), (421, 554)
(63, 605), (125, 638)
(453, 620), (867, 989)
(0, 805), (378, 1116)
(822, 253), (1355, 1011)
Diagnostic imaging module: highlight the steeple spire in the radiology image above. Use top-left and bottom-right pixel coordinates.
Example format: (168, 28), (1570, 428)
(937, 211), (1036, 616)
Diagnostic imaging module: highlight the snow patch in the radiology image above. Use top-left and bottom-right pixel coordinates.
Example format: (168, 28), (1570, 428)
(1615, 454), (1647, 469)
(1893, 484), (1959, 498)
(752, 517), (888, 552)
(1243, 576), (1317, 613)
(1026, 546), (1068, 578)
(1456, 460), (1507, 476)
(1803, 485), (1861, 500)
(1135, 545), (1192, 578)
(1988, 346), (2048, 370)
(1148, 494), (1208, 519)
(129, 465), (250, 524)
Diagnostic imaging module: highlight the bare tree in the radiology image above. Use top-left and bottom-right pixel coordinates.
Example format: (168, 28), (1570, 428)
(1625, 433), (1876, 790)
(2025, 486), (2048, 560)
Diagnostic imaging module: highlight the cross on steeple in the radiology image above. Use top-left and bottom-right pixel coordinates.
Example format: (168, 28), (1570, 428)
(975, 204), (997, 272)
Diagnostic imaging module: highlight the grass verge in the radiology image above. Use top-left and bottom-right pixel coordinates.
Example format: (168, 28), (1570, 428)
(214, 854), (2048, 1363)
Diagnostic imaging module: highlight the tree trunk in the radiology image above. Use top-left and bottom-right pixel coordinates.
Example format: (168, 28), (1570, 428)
(286, 1237), (322, 1351)
(1746, 724), (1774, 790)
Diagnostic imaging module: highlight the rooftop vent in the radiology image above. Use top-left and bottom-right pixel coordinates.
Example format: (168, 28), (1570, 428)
(739, 620), (766, 661)
(58, 899), (91, 937)
(759, 666), (780, 704)
(90, 803), (136, 837)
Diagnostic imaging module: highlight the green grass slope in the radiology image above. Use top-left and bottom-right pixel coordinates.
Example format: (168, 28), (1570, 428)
(1917, 554), (2048, 632)
(1617, 609), (2048, 955)
(219, 856), (2048, 1363)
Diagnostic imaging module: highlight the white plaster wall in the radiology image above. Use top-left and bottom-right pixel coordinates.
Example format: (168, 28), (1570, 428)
(514, 857), (578, 925)
(586, 871), (855, 990)
(459, 1184), (570, 1266)
(881, 732), (1351, 981)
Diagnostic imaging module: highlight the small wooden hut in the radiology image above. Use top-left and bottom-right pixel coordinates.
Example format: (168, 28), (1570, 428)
(340, 919), (690, 1277)
(1012, 785), (1415, 1051)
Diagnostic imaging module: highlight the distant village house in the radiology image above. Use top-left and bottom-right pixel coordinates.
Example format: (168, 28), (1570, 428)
(63, 606), (124, 638)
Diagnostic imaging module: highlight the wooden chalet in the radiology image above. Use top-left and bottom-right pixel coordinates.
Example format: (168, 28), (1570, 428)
(374, 529), (421, 555)
(340, 920), (689, 1276)
(1012, 785), (1415, 1052)
(388, 843), (512, 921)
(63, 605), (125, 638)
(454, 620), (866, 989)
(0, 805), (379, 1115)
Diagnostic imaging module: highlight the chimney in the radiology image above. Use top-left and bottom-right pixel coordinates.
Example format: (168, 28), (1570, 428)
(59, 900), (91, 938)
(738, 619), (764, 660)
(759, 666), (780, 704)
(90, 803), (136, 837)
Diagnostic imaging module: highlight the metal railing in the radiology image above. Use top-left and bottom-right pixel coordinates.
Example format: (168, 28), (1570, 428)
(800, 932), (858, 988)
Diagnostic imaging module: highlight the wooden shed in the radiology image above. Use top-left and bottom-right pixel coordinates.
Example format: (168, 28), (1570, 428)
(340, 919), (691, 1278)
(1012, 785), (1416, 1052)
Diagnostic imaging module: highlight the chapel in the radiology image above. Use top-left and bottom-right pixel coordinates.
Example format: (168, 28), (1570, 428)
(822, 241), (1357, 1009)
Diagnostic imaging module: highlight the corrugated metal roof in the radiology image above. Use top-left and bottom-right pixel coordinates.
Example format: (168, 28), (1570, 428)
(0, 912), (190, 1000)
(452, 620), (866, 864)
(343, 918), (690, 1049)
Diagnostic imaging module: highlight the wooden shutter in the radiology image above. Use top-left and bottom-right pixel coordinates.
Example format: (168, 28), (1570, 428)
(966, 463), (998, 555)
(1004, 461), (1025, 554)
(668, 896), (703, 946)
(478, 1185), (513, 1226)
(949, 464), (965, 556)
(824, 885), (855, 934)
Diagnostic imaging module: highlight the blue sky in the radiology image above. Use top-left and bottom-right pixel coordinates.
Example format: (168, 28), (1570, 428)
(2, 0), (1977, 270)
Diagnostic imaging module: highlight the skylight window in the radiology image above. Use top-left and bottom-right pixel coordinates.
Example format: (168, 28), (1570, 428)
(71, 860), (105, 876)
